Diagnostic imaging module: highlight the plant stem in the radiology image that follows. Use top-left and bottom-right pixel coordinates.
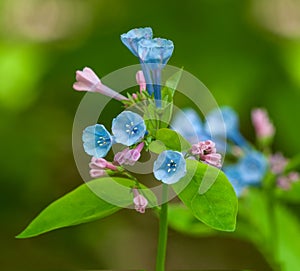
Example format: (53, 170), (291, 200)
(156, 184), (169, 271)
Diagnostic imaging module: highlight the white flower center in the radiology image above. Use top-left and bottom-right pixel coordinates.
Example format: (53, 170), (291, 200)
(125, 122), (138, 135)
(97, 136), (108, 146)
(167, 159), (177, 173)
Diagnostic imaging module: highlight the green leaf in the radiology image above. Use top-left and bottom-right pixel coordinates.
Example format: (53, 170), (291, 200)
(155, 128), (191, 152)
(17, 177), (156, 238)
(168, 203), (215, 236)
(161, 68), (183, 102)
(172, 160), (238, 231)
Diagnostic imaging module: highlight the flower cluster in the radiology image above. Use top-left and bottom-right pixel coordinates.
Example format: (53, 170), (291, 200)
(269, 153), (299, 190)
(121, 27), (174, 107)
(191, 140), (222, 168)
(173, 106), (300, 196)
(73, 27), (191, 213)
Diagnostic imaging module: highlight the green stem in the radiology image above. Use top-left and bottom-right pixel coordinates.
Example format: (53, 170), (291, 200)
(156, 184), (169, 271)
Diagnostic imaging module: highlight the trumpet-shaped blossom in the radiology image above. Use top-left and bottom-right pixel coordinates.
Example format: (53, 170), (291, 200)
(82, 124), (113, 158)
(132, 188), (148, 213)
(136, 70), (146, 92)
(137, 38), (174, 106)
(121, 27), (153, 57)
(153, 150), (186, 184)
(112, 111), (146, 146)
(73, 67), (127, 101)
(205, 106), (249, 149)
(114, 142), (144, 166)
(137, 38), (174, 69)
(251, 108), (275, 139)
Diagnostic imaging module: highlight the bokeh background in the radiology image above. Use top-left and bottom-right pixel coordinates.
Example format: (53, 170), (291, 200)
(1, 0), (300, 270)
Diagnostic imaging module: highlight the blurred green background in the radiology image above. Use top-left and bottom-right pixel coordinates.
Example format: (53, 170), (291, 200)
(1, 0), (300, 270)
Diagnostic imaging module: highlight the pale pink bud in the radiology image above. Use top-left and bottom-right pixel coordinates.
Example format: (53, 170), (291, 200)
(269, 153), (288, 174)
(191, 140), (216, 156)
(201, 153), (222, 168)
(136, 70), (146, 93)
(114, 142), (144, 166)
(73, 67), (128, 101)
(251, 108), (275, 139)
(132, 188), (148, 213)
(89, 169), (106, 178)
(132, 93), (138, 100)
(191, 140), (222, 168)
(89, 157), (117, 171)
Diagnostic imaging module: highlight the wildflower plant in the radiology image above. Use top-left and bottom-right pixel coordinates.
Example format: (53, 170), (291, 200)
(170, 106), (300, 271)
(16, 27), (240, 270)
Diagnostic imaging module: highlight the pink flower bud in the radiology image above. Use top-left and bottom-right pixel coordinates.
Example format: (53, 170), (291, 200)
(114, 142), (144, 166)
(73, 67), (128, 101)
(251, 108), (275, 139)
(136, 70), (146, 93)
(191, 140), (222, 168)
(201, 153), (222, 168)
(132, 188), (148, 213)
(89, 169), (106, 178)
(89, 157), (117, 179)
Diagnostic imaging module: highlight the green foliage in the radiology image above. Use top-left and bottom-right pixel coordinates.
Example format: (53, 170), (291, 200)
(153, 128), (191, 153)
(17, 177), (156, 238)
(168, 203), (215, 236)
(172, 159), (238, 232)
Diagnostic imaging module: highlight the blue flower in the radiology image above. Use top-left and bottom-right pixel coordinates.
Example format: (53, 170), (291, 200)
(238, 151), (267, 185)
(137, 38), (174, 68)
(82, 124), (112, 158)
(171, 108), (209, 144)
(171, 108), (226, 153)
(205, 106), (249, 149)
(223, 165), (247, 197)
(112, 111), (146, 146)
(153, 150), (186, 184)
(120, 27), (153, 57)
(137, 38), (174, 107)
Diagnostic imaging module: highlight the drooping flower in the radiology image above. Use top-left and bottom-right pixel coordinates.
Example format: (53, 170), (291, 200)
(251, 108), (275, 139)
(204, 106), (249, 149)
(114, 142), (144, 166)
(132, 188), (148, 213)
(137, 38), (174, 106)
(112, 111), (146, 146)
(120, 27), (153, 57)
(153, 150), (186, 184)
(136, 70), (146, 93)
(238, 151), (267, 185)
(73, 67), (128, 101)
(82, 124), (113, 158)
